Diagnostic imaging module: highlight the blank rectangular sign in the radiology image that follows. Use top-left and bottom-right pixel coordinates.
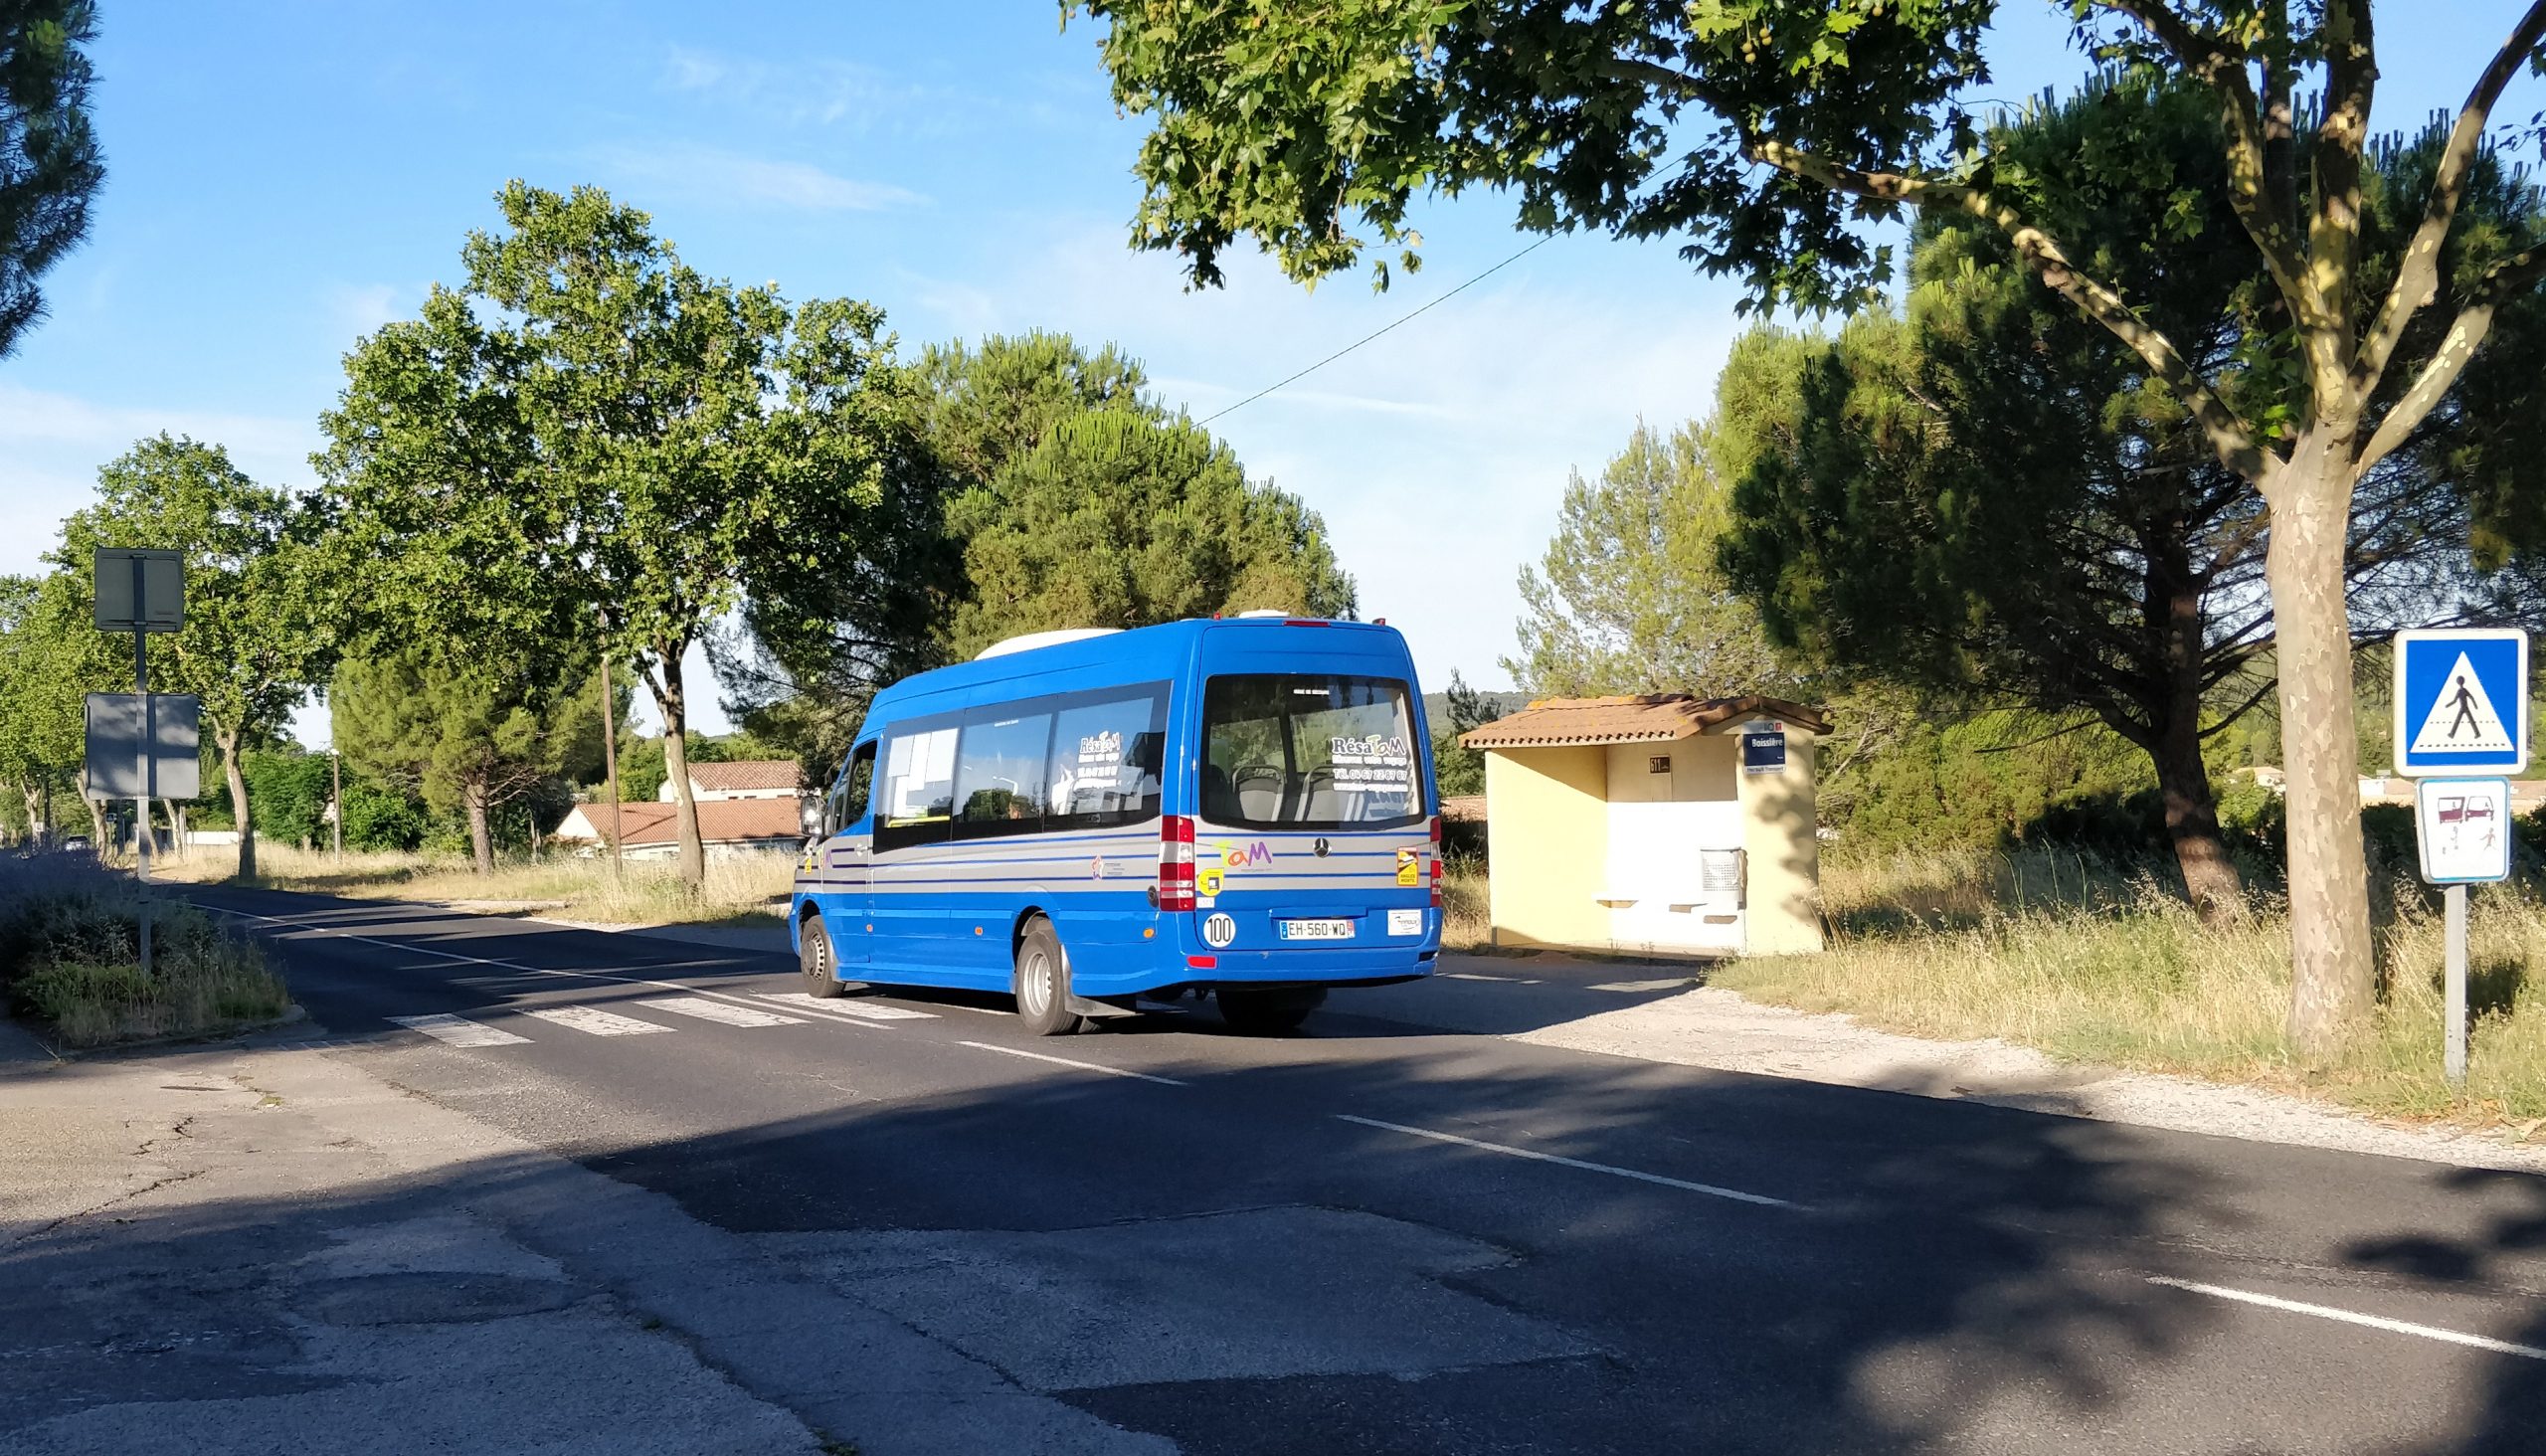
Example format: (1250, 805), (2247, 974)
(84, 693), (202, 799)
(92, 548), (185, 632)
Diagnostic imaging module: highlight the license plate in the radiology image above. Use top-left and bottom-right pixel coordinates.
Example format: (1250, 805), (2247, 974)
(1277, 918), (1355, 941)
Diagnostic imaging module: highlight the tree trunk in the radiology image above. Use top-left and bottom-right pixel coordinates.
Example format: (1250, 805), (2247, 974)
(84, 795), (107, 851)
(464, 776), (495, 875)
(2267, 452), (2375, 1058)
(655, 656), (706, 888)
(2151, 710), (2242, 921)
(222, 730), (258, 880)
(17, 778), (44, 849)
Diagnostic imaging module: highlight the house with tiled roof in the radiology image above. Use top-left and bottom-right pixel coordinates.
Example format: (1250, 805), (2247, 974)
(552, 796), (805, 859)
(654, 760), (805, 803)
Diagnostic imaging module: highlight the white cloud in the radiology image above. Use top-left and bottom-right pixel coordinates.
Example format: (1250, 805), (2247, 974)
(586, 142), (924, 214)
(324, 281), (407, 340)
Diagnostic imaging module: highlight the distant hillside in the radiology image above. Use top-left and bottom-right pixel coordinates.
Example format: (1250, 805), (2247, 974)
(1423, 688), (1532, 731)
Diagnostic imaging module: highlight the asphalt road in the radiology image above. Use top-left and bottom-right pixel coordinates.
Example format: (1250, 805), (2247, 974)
(191, 885), (2546, 1454)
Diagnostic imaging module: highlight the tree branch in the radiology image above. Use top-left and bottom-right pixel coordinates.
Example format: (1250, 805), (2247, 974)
(2355, 246), (2546, 475)
(2353, 0), (2546, 398)
(2091, 2), (2308, 303)
(2303, 0), (2378, 403)
(1751, 137), (2271, 482)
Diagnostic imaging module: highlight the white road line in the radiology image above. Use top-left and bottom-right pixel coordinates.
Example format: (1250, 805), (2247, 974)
(523, 1005), (673, 1037)
(2144, 1277), (2546, 1362)
(1334, 1114), (1796, 1208)
(388, 1013), (529, 1048)
(1586, 979), (1693, 994)
(1441, 972), (1516, 982)
(210, 905), (887, 1030)
(955, 1040), (1189, 1086)
(637, 996), (806, 1028)
(761, 992), (938, 1021)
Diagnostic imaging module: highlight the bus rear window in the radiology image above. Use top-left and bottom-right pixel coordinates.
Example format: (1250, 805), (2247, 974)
(1200, 675), (1423, 830)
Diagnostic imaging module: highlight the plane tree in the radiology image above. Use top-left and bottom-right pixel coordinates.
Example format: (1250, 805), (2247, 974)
(50, 436), (338, 878)
(1719, 81), (2546, 916)
(1074, 0), (2546, 1055)
(320, 182), (911, 886)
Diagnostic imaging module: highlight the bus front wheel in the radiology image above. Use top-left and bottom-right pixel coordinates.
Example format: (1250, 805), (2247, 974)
(1011, 918), (1080, 1036)
(800, 915), (848, 999)
(1218, 987), (1325, 1035)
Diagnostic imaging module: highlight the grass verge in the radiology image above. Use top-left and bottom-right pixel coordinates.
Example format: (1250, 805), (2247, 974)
(1714, 845), (2546, 1126)
(2, 855), (292, 1049)
(150, 842), (797, 929)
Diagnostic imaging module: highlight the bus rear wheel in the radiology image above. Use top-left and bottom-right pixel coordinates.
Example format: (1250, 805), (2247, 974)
(1011, 918), (1080, 1036)
(800, 915), (848, 999)
(1217, 987), (1325, 1035)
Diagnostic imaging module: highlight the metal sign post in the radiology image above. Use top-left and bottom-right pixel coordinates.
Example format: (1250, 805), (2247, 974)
(2395, 628), (2530, 1092)
(91, 549), (186, 980)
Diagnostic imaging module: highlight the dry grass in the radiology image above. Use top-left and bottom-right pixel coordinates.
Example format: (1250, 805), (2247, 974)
(1715, 845), (2546, 1125)
(1440, 860), (1491, 952)
(152, 842), (797, 928)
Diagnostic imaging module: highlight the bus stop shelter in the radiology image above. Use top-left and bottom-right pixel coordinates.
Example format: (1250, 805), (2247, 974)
(1459, 694), (1827, 958)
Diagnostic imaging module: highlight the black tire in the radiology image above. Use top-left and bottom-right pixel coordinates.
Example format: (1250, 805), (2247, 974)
(800, 914), (848, 998)
(1217, 986), (1326, 1035)
(1011, 918), (1079, 1036)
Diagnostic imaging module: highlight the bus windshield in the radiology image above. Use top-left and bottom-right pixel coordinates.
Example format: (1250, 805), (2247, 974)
(1200, 674), (1423, 830)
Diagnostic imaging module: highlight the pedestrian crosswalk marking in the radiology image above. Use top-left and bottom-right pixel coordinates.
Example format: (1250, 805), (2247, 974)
(389, 1012), (529, 1047)
(760, 992), (939, 1020)
(636, 996), (805, 1028)
(2408, 650), (2516, 754)
(523, 1005), (672, 1036)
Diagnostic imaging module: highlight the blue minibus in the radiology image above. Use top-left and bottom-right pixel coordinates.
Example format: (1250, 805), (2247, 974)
(790, 616), (1442, 1034)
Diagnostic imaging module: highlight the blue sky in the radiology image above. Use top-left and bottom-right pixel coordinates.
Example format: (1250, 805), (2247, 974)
(5, 3), (2538, 744)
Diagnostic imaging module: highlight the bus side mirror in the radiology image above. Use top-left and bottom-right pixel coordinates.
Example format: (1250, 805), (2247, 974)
(800, 798), (823, 837)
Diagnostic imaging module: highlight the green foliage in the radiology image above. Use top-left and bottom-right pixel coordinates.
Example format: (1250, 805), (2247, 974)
(0, 1), (102, 357)
(340, 779), (425, 852)
(1510, 418), (1791, 698)
(615, 735), (668, 804)
(1831, 715), (2156, 859)
(0, 571), (105, 830)
(242, 751), (331, 848)
(50, 436), (339, 872)
(1075, 0), (1989, 308)
(0, 856), (288, 1047)
(1428, 669), (1496, 801)
(319, 181), (912, 883)
(925, 333), (1357, 659)
(334, 640), (595, 866)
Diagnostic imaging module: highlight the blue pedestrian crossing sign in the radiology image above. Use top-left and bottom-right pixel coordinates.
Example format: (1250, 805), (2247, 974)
(2393, 628), (2529, 777)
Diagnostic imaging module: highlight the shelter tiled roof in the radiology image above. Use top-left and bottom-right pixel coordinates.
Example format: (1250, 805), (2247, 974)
(687, 760), (804, 793)
(1460, 694), (1829, 750)
(558, 796), (804, 847)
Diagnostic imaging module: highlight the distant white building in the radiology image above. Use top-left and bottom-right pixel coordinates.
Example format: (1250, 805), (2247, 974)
(656, 760), (804, 804)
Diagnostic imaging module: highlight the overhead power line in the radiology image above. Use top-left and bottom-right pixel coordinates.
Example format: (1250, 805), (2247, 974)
(1196, 232), (1560, 426)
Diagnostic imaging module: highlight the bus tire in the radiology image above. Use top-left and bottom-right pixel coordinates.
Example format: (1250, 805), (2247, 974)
(1011, 918), (1079, 1036)
(800, 914), (848, 999)
(1218, 986), (1325, 1035)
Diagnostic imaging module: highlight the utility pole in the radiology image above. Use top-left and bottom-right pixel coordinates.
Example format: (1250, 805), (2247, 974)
(598, 646), (625, 876)
(329, 678), (343, 860)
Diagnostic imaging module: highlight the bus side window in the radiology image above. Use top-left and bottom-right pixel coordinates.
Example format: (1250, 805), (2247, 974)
(875, 725), (957, 851)
(838, 741), (877, 830)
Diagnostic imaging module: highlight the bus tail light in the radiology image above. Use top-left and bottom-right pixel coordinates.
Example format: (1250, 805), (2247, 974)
(1159, 815), (1197, 912)
(1429, 816), (1443, 909)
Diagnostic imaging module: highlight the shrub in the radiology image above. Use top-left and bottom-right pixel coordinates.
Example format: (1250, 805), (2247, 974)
(0, 853), (290, 1047)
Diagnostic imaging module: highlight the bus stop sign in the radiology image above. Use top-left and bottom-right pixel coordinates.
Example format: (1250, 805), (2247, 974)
(2393, 628), (2529, 777)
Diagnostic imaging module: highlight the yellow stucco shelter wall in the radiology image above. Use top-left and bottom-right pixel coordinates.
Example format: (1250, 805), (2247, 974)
(1466, 696), (1826, 959)
(1480, 745), (1610, 951)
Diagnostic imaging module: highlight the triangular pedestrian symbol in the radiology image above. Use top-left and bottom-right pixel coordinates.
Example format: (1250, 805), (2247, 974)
(2410, 652), (2516, 754)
